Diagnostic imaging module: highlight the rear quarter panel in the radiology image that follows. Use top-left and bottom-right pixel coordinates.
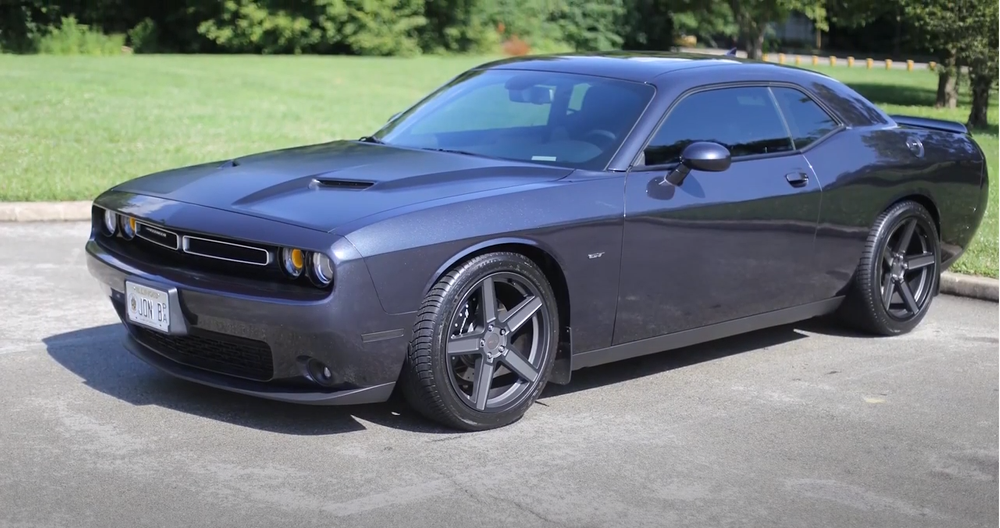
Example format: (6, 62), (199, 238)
(339, 172), (627, 354)
(804, 125), (986, 298)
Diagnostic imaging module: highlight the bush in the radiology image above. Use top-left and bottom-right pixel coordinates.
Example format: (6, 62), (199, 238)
(195, 0), (426, 56)
(35, 16), (125, 55)
(127, 18), (160, 53)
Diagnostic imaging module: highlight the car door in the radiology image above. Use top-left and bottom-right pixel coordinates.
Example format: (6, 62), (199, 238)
(613, 84), (825, 345)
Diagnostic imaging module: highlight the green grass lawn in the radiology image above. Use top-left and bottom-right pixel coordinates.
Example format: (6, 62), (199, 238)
(0, 54), (995, 276)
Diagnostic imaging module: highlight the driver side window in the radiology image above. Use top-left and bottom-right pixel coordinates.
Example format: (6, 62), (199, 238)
(643, 86), (794, 166)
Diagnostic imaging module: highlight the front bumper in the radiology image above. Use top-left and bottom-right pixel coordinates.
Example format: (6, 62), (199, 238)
(86, 234), (414, 406)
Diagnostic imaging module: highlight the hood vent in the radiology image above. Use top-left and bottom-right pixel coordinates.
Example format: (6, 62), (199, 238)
(313, 178), (374, 190)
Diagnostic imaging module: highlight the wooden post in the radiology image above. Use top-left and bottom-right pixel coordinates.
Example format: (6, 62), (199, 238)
(812, 55), (818, 66)
(885, 59), (893, 69)
(866, 58), (873, 69)
(906, 60), (914, 71)
(778, 53), (785, 64)
(762, 53), (769, 62)
(928, 61), (937, 71)
(847, 56), (855, 67)
(794, 55), (801, 65)
(829, 56), (836, 66)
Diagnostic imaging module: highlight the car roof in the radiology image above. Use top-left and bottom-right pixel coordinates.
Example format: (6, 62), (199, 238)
(476, 50), (827, 84)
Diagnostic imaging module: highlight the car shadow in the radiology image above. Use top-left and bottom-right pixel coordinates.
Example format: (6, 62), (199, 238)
(540, 314), (862, 399)
(42, 324), (449, 436)
(45, 315), (865, 435)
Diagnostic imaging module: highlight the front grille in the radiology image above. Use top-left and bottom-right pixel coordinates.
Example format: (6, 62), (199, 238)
(136, 222), (180, 250)
(133, 326), (274, 381)
(92, 206), (330, 297)
(182, 235), (271, 266)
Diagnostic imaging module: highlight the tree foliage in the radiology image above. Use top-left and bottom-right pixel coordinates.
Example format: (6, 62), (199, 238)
(729, 0), (826, 59)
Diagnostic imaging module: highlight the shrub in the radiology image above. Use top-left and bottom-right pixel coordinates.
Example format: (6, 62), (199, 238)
(127, 18), (161, 53)
(36, 16), (125, 55)
(195, 0), (426, 56)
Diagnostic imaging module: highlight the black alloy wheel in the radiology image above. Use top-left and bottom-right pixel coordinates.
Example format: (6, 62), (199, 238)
(400, 252), (559, 431)
(841, 200), (941, 336)
(879, 215), (936, 320)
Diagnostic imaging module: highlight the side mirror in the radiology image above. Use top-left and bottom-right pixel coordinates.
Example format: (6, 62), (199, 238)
(663, 141), (731, 186)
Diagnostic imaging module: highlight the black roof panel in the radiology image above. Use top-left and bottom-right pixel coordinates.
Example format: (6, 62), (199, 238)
(477, 51), (752, 82)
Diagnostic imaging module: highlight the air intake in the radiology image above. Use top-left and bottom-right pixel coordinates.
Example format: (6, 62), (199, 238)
(314, 178), (374, 190)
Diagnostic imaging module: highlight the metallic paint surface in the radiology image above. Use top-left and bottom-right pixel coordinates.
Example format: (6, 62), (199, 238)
(86, 52), (989, 403)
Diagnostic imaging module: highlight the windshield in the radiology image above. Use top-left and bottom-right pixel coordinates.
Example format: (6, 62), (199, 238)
(373, 69), (655, 170)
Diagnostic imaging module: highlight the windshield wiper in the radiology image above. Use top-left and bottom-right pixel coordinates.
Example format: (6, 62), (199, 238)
(358, 135), (383, 144)
(420, 147), (481, 157)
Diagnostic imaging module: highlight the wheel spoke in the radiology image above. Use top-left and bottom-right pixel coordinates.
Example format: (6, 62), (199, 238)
(500, 349), (538, 383)
(881, 274), (896, 310)
(899, 282), (919, 314)
(480, 277), (498, 324)
(472, 358), (495, 411)
(447, 335), (481, 357)
(895, 219), (917, 253)
(883, 250), (893, 267)
(906, 252), (934, 270)
(502, 296), (542, 334)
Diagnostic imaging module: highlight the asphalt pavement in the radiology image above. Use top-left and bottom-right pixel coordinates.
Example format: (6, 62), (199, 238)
(0, 221), (997, 528)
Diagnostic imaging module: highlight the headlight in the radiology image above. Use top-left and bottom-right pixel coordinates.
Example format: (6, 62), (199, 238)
(120, 216), (136, 240)
(311, 253), (333, 286)
(102, 210), (118, 236)
(281, 248), (305, 278)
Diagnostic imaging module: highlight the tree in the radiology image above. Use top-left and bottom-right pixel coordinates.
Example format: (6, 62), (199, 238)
(958, 0), (998, 128)
(671, 0), (737, 48)
(903, 0), (964, 108)
(729, 0), (826, 59)
(903, 0), (997, 123)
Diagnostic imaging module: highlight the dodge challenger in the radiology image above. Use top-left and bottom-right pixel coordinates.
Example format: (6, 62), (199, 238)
(86, 52), (989, 431)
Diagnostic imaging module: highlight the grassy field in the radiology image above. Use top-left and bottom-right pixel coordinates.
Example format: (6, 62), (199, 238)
(0, 54), (995, 276)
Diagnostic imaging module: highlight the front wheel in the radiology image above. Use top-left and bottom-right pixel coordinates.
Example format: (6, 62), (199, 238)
(841, 200), (941, 336)
(400, 252), (559, 431)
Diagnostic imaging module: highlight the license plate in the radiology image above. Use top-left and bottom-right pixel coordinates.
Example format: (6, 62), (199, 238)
(126, 281), (170, 333)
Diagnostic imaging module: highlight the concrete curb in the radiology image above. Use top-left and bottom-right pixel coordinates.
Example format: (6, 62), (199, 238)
(1, 200), (997, 302)
(0, 201), (92, 222)
(940, 272), (999, 303)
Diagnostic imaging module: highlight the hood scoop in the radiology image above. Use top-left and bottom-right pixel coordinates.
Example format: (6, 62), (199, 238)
(312, 178), (374, 190)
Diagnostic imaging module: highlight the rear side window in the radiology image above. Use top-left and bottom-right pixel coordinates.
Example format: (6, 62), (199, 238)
(643, 86), (793, 166)
(771, 87), (839, 149)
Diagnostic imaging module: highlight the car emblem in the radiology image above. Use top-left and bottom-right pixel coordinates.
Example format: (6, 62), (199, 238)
(146, 227), (168, 238)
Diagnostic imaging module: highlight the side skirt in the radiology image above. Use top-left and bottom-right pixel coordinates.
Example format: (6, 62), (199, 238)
(572, 297), (844, 370)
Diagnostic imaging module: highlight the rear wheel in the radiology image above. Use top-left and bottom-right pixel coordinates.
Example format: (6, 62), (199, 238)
(841, 200), (940, 335)
(400, 252), (559, 431)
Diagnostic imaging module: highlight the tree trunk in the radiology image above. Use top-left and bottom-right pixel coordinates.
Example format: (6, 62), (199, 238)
(935, 51), (958, 109)
(746, 27), (765, 60)
(968, 77), (992, 129)
(936, 71), (958, 109)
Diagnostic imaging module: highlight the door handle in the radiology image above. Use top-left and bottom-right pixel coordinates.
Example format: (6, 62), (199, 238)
(785, 172), (809, 187)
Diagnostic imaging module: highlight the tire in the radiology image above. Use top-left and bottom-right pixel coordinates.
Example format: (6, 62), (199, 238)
(399, 252), (560, 431)
(840, 200), (941, 336)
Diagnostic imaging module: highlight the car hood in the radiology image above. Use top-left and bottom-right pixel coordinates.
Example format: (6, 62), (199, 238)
(112, 141), (575, 232)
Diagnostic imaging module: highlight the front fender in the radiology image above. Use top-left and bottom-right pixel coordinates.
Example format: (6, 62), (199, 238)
(344, 175), (626, 354)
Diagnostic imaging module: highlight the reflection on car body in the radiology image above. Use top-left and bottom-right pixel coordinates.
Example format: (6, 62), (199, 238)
(86, 51), (988, 431)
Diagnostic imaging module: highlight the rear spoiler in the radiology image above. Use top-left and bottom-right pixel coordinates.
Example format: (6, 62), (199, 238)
(890, 115), (969, 135)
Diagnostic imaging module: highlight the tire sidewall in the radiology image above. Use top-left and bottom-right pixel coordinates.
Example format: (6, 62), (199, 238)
(427, 253), (560, 430)
(864, 202), (940, 334)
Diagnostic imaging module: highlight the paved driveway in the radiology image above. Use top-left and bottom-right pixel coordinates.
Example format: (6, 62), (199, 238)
(1, 222), (996, 528)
